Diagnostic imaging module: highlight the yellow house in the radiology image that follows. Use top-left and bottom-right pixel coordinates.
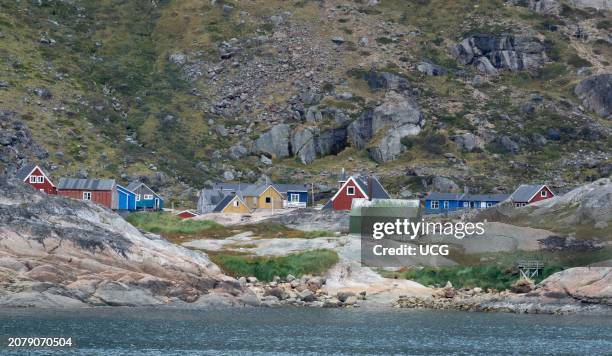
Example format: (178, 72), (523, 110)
(243, 184), (284, 210)
(213, 194), (251, 214)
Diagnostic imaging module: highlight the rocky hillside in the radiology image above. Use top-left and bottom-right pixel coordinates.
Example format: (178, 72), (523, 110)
(0, 0), (611, 203)
(0, 177), (255, 307)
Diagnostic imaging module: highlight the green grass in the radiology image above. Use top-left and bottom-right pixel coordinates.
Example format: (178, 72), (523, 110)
(210, 249), (340, 281)
(126, 212), (221, 235)
(384, 265), (563, 291)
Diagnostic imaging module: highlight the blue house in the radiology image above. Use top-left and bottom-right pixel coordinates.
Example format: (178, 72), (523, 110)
(116, 185), (137, 211)
(424, 192), (509, 214)
(127, 182), (164, 211)
(274, 184), (309, 208)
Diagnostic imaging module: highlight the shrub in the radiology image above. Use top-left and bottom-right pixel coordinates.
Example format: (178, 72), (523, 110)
(126, 212), (222, 235)
(211, 249), (340, 281)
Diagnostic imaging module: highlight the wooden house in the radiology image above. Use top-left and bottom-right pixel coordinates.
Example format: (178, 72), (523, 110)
(127, 182), (164, 211)
(242, 184), (284, 210)
(212, 194), (251, 214)
(274, 184), (309, 208)
(510, 184), (555, 207)
(116, 185), (137, 211)
(424, 192), (509, 214)
(57, 178), (117, 209)
(324, 175), (390, 211)
(16, 164), (56, 194)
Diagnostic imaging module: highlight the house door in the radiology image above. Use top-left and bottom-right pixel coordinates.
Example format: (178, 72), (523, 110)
(154, 198), (160, 210)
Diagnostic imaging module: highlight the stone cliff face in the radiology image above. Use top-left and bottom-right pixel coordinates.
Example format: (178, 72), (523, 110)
(0, 178), (254, 307)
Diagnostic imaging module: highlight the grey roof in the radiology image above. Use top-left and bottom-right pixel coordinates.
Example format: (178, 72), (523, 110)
(126, 182), (162, 199)
(425, 192), (509, 202)
(353, 175), (390, 199)
(15, 164), (37, 181)
(273, 183), (309, 193)
(213, 194), (236, 212)
(212, 182), (244, 191)
(58, 178), (115, 191)
(200, 189), (230, 205)
(510, 184), (546, 203)
(126, 182), (143, 191)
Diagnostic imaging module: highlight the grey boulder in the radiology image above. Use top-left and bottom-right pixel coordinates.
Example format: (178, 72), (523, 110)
(574, 74), (612, 118)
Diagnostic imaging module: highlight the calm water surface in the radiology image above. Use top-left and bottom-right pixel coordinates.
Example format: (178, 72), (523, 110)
(0, 307), (610, 355)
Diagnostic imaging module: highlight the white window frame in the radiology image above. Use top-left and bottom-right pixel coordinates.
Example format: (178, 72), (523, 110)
(486, 202), (494, 207)
(290, 193), (300, 202)
(463, 202), (469, 208)
(443, 201), (449, 209)
(233, 200), (240, 207)
(431, 201), (439, 209)
(143, 194), (153, 200)
(347, 186), (355, 196)
(36, 176), (44, 183)
(540, 190), (547, 197)
(83, 192), (92, 201)
(136, 194), (141, 201)
(29, 176), (37, 183)
(265, 196), (272, 204)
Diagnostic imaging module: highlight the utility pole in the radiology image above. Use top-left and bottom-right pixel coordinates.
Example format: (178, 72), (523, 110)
(311, 182), (315, 208)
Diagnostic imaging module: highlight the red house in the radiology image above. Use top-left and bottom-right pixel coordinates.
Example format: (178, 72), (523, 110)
(510, 184), (555, 207)
(57, 178), (117, 209)
(16, 164), (56, 194)
(176, 210), (198, 219)
(324, 175), (390, 211)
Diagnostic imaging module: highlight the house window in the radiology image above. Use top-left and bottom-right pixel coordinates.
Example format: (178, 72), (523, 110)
(233, 200), (240, 207)
(29, 176), (37, 183)
(83, 192), (92, 201)
(36, 176), (44, 183)
(265, 197), (272, 204)
(144, 194), (153, 200)
(136, 194), (141, 201)
(290, 193), (300, 202)
(347, 186), (355, 196)
(463, 202), (469, 208)
(253, 197), (257, 205)
(443, 201), (449, 209)
(470, 201), (476, 208)
(486, 202), (494, 207)
(431, 201), (439, 209)
(540, 190), (547, 197)
(515, 202), (526, 207)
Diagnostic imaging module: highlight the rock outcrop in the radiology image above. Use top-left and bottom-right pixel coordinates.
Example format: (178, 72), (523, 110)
(574, 74), (612, 119)
(0, 111), (48, 176)
(528, 0), (561, 15)
(452, 34), (547, 75)
(254, 124), (291, 159)
(0, 178), (254, 308)
(349, 91), (424, 162)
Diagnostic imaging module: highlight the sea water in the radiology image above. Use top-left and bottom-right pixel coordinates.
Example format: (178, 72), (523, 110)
(0, 307), (610, 355)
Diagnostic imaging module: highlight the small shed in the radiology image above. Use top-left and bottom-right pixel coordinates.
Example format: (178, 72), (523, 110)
(116, 185), (137, 211)
(176, 210), (198, 219)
